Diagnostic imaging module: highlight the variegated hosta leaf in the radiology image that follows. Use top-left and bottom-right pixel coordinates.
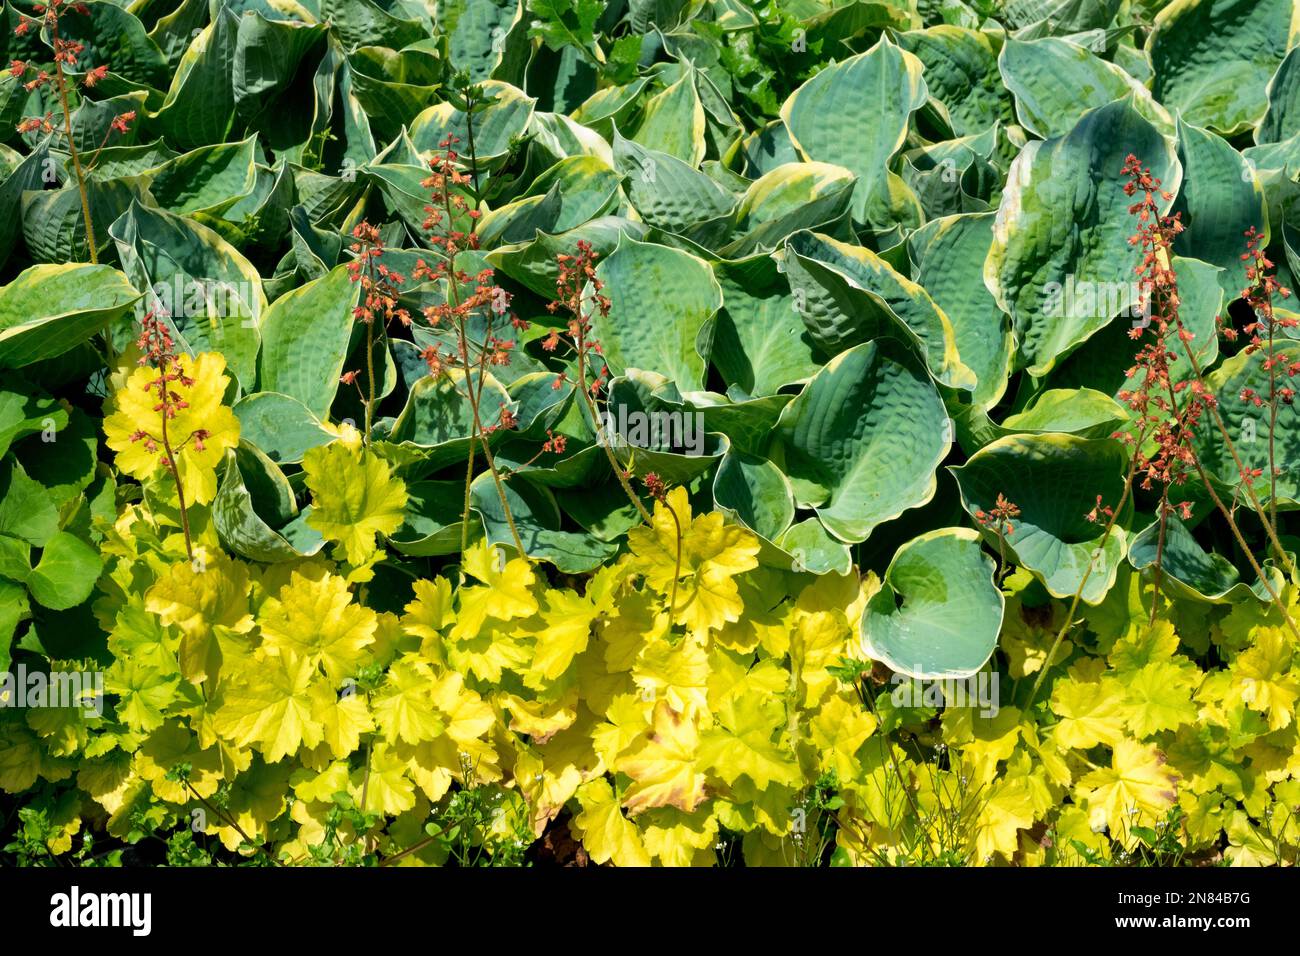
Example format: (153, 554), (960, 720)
(951, 434), (1130, 605)
(861, 528), (1004, 680)
(1148, 0), (1299, 137)
(773, 339), (950, 544)
(780, 34), (929, 237)
(985, 97), (1180, 378)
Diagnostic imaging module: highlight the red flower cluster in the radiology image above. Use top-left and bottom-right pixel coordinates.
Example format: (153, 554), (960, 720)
(974, 493), (1020, 536)
(545, 240), (611, 397)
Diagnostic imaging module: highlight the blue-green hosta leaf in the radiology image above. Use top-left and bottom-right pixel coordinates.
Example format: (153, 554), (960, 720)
(908, 212), (1014, 411)
(716, 162), (856, 258)
(0, 264), (141, 369)
(0, 141), (50, 269)
(897, 25), (1012, 138)
(900, 128), (1001, 220)
(232, 12), (330, 150)
(773, 339), (950, 544)
(612, 132), (736, 235)
(21, 174), (152, 265)
(233, 392), (334, 465)
(739, 121), (800, 177)
(147, 135), (260, 219)
(519, 155), (622, 233)
(951, 434), (1130, 605)
(1147, 0), (1299, 137)
(782, 230), (975, 392)
(984, 97), (1180, 377)
(444, 0), (530, 83)
(320, 0), (427, 50)
(389, 369), (514, 473)
(347, 46), (442, 143)
(409, 81), (535, 165)
(1172, 117), (1268, 299)
(711, 254), (820, 399)
(470, 471), (618, 572)
(529, 112), (615, 166)
(1196, 344), (1300, 507)
(390, 480), (465, 557)
(775, 518), (853, 576)
(486, 216), (650, 298)
(712, 449), (795, 544)
(999, 36), (1174, 140)
(860, 528), (1004, 680)
(999, 388), (1129, 438)
(589, 234), (723, 389)
(1129, 516), (1280, 604)
(110, 202), (265, 390)
(150, 8), (239, 149)
(630, 64), (707, 167)
(1259, 45), (1300, 144)
(601, 372), (731, 485)
(780, 35), (928, 235)
(257, 264), (359, 418)
(213, 447), (322, 563)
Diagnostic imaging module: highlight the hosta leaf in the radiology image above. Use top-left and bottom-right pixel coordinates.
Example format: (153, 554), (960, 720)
(613, 132), (736, 234)
(1259, 45), (1300, 145)
(783, 229), (975, 392)
(0, 264), (140, 368)
(151, 8), (240, 149)
(1196, 344), (1300, 506)
(409, 81), (535, 165)
(780, 35), (928, 235)
(712, 449), (795, 544)
(773, 339), (950, 544)
(1129, 516), (1279, 604)
(897, 25), (1011, 138)
(710, 254), (819, 398)
(985, 97), (1180, 377)
(1148, 0), (1298, 137)
(999, 36), (1173, 140)
(233, 392), (335, 465)
(214, 447), (322, 563)
(389, 369), (514, 472)
(257, 264), (358, 418)
(110, 202), (265, 391)
(470, 472), (618, 571)
(390, 481), (465, 557)
(1172, 117), (1268, 298)
(860, 528), (1004, 680)
(630, 65), (706, 167)
(908, 212), (1014, 411)
(589, 235), (723, 389)
(951, 434), (1130, 605)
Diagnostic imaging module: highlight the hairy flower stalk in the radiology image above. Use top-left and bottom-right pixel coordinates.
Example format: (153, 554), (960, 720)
(12, 2), (135, 264)
(344, 222), (410, 444)
(413, 109), (527, 560)
(129, 312), (203, 561)
(1121, 156), (1300, 642)
(544, 240), (654, 526)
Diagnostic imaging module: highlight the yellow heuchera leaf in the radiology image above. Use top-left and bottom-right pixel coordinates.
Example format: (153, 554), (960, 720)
(1076, 739), (1179, 847)
(530, 586), (614, 682)
(145, 552), (254, 685)
(627, 486), (760, 638)
(303, 440), (408, 565)
(430, 670), (495, 745)
(616, 700), (708, 814)
(639, 807), (718, 867)
(973, 772), (1036, 864)
(309, 685), (373, 763)
(403, 577), (454, 661)
(572, 777), (651, 867)
(1049, 666), (1125, 749)
(1231, 626), (1300, 731)
(211, 651), (325, 762)
(452, 540), (538, 639)
(807, 693), (876, 781)
(698, 693), (800, 789)
(103, 352), (240, 506)
(351, 743), (416, 816)
(1120, 660), (1200, 738)
(257, 568), (377, 683)
(632, 634), (709, 717)
(371, 655), (446, 745)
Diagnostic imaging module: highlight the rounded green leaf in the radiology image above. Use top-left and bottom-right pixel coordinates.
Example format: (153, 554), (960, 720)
(1129, 516), (1278, 604)
(589, 234), (723, 388)
(774, 339), (950, 544)
(257, 264), (358, 418)
(860, 527), (1004, 680)
(951, 434), (1130, 605)
(27, 532), (102, 611)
